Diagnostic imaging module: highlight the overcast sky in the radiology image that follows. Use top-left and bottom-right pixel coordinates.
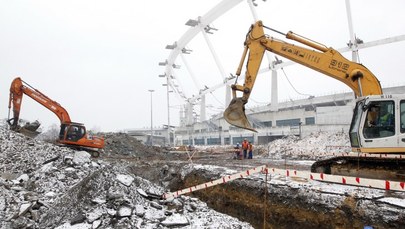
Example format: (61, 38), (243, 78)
(1, 0), (405, 132)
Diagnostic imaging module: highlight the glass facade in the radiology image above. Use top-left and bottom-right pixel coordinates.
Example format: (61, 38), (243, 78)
(276, 118), (301, 126)
(305, 117), (315, 125)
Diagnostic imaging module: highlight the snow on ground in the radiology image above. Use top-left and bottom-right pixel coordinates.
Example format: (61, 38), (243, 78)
(0, 125), (253, 228)
(185, 130), (405, 223)
(258, 131), (351, 160)
(189, 131), (350, 161)
(2, 120), (404, 228)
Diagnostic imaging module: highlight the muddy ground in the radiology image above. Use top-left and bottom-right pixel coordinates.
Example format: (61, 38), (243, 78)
(100, 133), (405, 229)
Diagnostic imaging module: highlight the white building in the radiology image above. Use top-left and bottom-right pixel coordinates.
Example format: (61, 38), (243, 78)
(174, 85), (405, 146)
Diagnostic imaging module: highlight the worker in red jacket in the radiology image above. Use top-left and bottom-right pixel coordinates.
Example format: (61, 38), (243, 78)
(242, 138), (248, 159)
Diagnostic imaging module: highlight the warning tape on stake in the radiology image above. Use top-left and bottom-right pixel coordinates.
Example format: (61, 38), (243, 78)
(162, 165), (405, 199)
(268, 168), (405, 192)
(162, 165), (267, 199)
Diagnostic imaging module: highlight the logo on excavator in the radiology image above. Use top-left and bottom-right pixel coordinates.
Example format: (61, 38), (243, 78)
(31, 93), (48, 104)
(329, 59), (350, 73)
(281, 45), (320, 63)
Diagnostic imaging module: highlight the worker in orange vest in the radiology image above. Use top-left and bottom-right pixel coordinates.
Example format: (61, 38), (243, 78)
(242, 138), (248, 159)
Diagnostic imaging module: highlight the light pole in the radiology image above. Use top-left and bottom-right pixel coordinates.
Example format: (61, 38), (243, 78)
(148, 89), (154, 146)
(159, 74), (173, 147)
(166, 79), (171, 146)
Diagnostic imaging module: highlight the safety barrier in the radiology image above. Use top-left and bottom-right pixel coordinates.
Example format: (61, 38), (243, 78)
(162, 165), (266, 199)
(269, 167), (405, 192)
(162, 165), (405, 199)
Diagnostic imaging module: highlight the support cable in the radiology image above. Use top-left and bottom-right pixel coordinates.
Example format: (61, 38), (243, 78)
(280, 68), (313, 98)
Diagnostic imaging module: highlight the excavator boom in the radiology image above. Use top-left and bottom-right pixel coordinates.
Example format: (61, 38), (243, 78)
(224, 21), (382, 131)
(8, 78), (71, 129)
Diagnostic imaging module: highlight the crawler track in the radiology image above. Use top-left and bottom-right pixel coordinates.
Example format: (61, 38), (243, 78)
(311, 156), (405, 181)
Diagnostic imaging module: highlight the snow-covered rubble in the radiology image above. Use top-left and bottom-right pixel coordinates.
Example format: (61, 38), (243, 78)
(0, 125), (253, 228)
(259, 131), (351, 160)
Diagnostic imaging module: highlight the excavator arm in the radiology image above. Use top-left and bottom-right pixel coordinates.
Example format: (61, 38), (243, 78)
(224, 21), (383, 131)
(8, 77), (71, 129)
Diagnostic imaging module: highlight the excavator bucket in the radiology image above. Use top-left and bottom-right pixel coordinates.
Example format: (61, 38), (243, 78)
(224, 97), (257, 132)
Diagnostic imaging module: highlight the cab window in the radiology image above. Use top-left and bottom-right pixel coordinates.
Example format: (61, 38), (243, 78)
(363, 101), (395, 138)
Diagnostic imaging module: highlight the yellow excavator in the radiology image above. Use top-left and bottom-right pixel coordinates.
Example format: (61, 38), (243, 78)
(224, 21), (405, 181)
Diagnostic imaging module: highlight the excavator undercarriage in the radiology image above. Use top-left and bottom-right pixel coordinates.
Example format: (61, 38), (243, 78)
(311, 155), (405, 182)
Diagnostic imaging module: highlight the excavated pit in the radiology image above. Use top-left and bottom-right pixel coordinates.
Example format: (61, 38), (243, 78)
(127, 160), (405, 229)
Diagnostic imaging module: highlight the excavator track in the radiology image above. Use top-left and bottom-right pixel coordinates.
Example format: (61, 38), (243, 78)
(311, 155), (405, 181)
(62, 145), (102, 157)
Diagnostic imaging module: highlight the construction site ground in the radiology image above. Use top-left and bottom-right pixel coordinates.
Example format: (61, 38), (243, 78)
(1, 127), (405, 228)
(101, 133), (405, 229)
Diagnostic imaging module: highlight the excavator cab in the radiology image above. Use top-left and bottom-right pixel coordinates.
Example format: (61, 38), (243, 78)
(59, 123), (85, 142)
(350, 95), (405, 153)
(58, 122), (104, 151)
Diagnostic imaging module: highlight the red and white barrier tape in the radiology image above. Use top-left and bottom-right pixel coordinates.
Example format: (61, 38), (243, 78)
(162, 165), (405, 199)
(268, 168), (405, 192)
(162, 165), (266, 199)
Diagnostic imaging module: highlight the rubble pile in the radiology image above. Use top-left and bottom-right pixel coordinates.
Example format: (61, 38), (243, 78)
(103, 132), (164, 158)
(0, 126), (253, 228)
(261, 131), (350, 160)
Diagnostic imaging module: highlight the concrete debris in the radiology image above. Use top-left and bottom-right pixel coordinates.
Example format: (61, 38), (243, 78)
(72, 151), (91, 165)
(117, 205), (132, 217)
(259, 131), (351, 160)
(0, 124), (253, 228)
(161, 213), (189, 227)
(116, 174), (134, 186)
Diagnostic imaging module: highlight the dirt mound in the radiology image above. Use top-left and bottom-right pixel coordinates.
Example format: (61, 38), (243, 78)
(103, 132), (164, 158)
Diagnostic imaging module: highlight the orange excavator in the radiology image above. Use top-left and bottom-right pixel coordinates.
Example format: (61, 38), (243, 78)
(224, 21), (405, 181)
(8, 77), (104, 154)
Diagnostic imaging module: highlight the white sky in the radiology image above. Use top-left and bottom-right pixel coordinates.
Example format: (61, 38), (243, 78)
(1, 0), (405, 132)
